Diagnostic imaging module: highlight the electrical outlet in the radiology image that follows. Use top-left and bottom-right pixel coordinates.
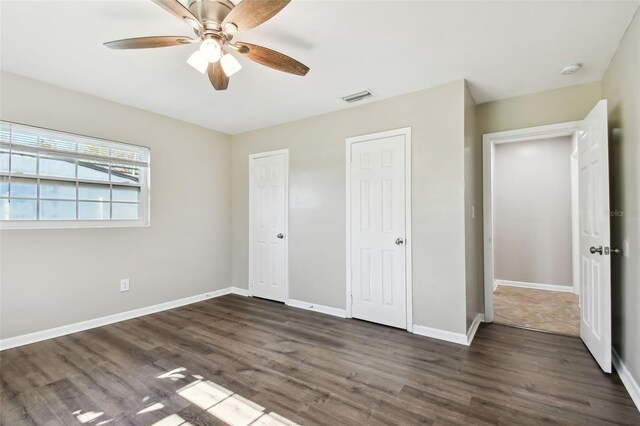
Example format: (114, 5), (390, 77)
(120, 278), (130, 292)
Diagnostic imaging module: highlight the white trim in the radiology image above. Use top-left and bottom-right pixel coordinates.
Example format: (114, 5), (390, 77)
(1, 286), (487, 352)
(412, 324), (468, 346)
(570, 141), (580, 296)
(613, 349), (640, 412)
(483, 121), (581, 322)
(1, 121), (152, 230)
(413, 313), (484, 346)
(483, 121), (582, 145)
(1, 220), (149, 230)
(247, 149), (289, 302)
(495, 280), (575, 293)
(345, 127), (413, 331)
(466, 313), (485, 345)
(0, 286), (248, 351)
(230, 286), (250, 297)
(286, 299), (347, 318)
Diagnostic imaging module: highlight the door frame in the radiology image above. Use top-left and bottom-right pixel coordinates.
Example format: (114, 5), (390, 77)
(483, 121), (580, 322)
(345, 127), (413, 331)
(248, 149), (290, 301)
(570, 142), (580, 296)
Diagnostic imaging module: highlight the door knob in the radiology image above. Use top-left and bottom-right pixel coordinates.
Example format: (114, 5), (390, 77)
(277, 233), (285, 239)
(395, 237), (404, 246)
(611, 247), (622, 256)
(590, 246), (603, 255)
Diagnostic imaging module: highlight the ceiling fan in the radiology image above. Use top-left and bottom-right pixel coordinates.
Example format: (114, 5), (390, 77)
(104, 0), (310, 91)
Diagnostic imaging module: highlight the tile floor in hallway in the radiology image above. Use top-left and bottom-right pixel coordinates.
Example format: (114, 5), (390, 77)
(493, 284), (580, 336)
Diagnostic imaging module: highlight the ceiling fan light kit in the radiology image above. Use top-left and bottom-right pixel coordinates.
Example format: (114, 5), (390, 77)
(220, 53), (242, 76)
(187, 50), (209, 73)
(104, 0), (310, 91)
(199, 38), (222, 62)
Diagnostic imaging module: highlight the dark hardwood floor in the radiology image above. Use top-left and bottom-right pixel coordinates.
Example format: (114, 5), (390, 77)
(1, 295), (638, 425)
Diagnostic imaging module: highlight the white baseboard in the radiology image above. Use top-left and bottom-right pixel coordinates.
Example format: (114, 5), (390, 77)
(412, 324), (468, 345)
(1, 287), (482, 352)
(466, 313), (485, 345)
(413, 313), (485, 347)
(0, 286), (248, 351)
(230, 286), (250, 297)
(613, 349), (640, 412)
(286, 299), (476, 348)
(286, 299), (347, 318)
(496, 280), (574, 293)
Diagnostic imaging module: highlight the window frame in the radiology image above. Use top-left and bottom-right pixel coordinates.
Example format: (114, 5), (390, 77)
(0, 121), (151, 230)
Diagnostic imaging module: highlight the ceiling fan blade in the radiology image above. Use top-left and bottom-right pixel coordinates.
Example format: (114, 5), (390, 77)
(208, 62), (229, 91)
(104, 36), (197, 49)
(150, 0), (203, 31)
(222, 0), (290, 33)
(235, 42), (309, 76)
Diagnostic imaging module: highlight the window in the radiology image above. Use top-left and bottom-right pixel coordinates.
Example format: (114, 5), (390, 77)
(0, 121), (150, 228)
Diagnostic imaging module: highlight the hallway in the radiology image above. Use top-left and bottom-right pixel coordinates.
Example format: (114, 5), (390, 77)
(493, 284), (580, 336)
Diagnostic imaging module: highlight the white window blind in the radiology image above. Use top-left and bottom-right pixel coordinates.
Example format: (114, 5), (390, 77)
(0, 121), (150, 228)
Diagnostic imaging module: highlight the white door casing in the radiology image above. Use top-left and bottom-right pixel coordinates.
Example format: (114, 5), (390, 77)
(249, 150), (289, 303)
(346, 128), (412, 329)
(482, 103), (612, 373)
(578, 100), (612, 373)
(482, 121), (582, 323)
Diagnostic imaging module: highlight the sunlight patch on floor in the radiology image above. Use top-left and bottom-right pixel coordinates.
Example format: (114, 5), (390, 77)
(157, 367), (188, 381)
(207, 394), (264, 425)
(177, 379), (233, 410)
(73, 410), (107, 424)
(70, 366), (299, 426)
(159, 367), (300, 426)
(151, 414), (189, 426)
(137, 402), (165, 414)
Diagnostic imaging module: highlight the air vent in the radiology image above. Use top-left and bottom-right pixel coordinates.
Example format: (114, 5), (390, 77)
(342, 90), (373, 103)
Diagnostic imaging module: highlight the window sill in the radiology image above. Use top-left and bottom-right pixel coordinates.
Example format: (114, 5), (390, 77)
(0, 220), (150, 230)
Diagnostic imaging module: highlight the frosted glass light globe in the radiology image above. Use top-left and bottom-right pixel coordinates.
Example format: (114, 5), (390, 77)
(187, 51), (208, 74)
(220, 54), (242, 76)
(200, 39), (222, 63)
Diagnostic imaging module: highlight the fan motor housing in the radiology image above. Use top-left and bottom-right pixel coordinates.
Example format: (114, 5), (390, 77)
(188, 0), (234, 25)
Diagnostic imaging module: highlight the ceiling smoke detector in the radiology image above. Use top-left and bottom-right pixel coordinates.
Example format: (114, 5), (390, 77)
(342, 90), (373, 103)
(561, 63), (583, 75)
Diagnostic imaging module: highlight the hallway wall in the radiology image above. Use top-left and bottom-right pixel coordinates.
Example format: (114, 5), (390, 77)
(493, 136), (574, 287)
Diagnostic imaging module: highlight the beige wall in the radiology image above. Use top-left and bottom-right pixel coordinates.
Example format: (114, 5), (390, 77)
(477, 82), (602, 136)
(603, 9), (640, 387)
(494, 136), (573, 287)
(232, 80), (469, 334)
(0, 72), (233, 339)
(464, 83), (483, 330)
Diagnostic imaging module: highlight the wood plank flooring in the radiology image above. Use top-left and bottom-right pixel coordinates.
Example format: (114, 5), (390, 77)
(1, 294), (638, 425)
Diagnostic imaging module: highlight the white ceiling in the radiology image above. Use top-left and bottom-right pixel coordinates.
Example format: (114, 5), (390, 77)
(1, 0), (638, 134)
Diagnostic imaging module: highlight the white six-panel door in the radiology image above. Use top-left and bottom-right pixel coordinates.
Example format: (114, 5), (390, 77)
(249, 151), (288, 302)
(349, 133), (408, 329)
(578, 100), (612, 373)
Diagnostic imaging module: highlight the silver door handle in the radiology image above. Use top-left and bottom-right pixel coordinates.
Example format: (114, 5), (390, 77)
(590, 246), (603, 255)
(277, 233), (285, 239)
(611, 247), (622, 256)
(395, 238), (404, 246)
